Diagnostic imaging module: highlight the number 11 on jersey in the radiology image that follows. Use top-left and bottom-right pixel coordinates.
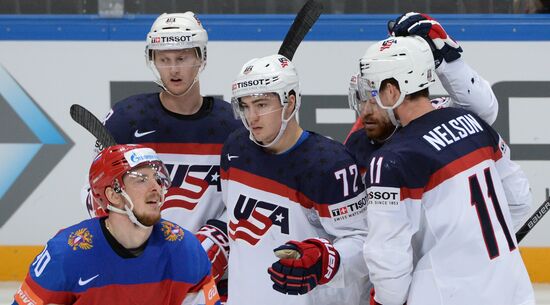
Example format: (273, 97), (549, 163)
(468, 167), (516, 259)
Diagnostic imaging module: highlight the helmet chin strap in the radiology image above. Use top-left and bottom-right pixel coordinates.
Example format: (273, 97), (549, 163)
(247, 104), (297, 149)
(158, 69), (200, 98)
(249, 119), (288, 149)
(107, 191), (150, 229)
(386, 108), (400, 127)
(377, 123), (399, 143)
(375, 91), (405, 127)
(107, 187), (166, 230)
(150, 48), (204, 98)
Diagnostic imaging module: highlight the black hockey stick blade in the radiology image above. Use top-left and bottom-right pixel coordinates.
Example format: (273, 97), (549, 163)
(278, 0), (323, 61)
(516, 197), (550, 243)
(70, 104), (117, 149)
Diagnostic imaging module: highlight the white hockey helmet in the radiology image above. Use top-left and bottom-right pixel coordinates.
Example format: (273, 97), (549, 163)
(358, 36), (435, 118)
(145, 12), (208, 88)
(231, 54), (301, 148)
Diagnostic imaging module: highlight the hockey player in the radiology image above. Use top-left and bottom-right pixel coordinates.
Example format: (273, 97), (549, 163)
(360, 33), (535, 305)
(346, 13), (499, 174)
(83, 12), (241, 287)
(348, 12), (532, 234)
(221, 54), (369, 305)
(14, 144), (220, 305)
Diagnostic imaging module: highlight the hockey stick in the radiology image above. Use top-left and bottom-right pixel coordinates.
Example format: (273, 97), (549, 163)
(278, 0), (323, 61)
(516, 197), (550, 243)
(70, 104), (117, 149)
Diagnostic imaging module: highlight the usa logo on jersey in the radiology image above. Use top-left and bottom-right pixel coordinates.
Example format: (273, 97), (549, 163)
(228, 194), (289, 245)
(163, 164), (221, 210)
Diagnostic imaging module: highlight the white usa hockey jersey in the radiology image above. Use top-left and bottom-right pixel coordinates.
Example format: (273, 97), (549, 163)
(365, 107), (534, 305)
(103, 94), (242, 232)
(221, 130), (369, 305)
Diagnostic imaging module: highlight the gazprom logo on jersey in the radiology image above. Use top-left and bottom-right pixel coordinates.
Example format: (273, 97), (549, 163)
(0, 65), (73, 227)
(124, 148), (159, 167)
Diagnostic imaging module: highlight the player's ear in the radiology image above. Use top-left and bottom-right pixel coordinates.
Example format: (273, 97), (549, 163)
(284, 92), (297, 119)
(105, 187), (123, 207)
(384, 82), (401, 101)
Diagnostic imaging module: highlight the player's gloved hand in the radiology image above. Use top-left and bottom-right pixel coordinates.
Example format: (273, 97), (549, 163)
(216, 278), (228, 303)
(370, 287), (406, 305)
(430, 96), (452, 109)
(389, 12), (462, 68)
(195, 219), (230, 283)
(268, 238), (340, 295)
(370, 287), (382, 305)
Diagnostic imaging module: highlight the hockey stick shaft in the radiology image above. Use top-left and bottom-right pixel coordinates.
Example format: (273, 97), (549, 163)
(70, 104), (117, 149)
(278, 0), (323, 61)
(516, 197), (550, 243)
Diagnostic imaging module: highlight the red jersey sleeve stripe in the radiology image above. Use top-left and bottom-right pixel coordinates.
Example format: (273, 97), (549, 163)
(21, 274), (76, 305)
(224, 168), (331, 217)
(400, 146), (500, 201)
(425, 146), (497, 192)
(344, 118), (363, 144)
(400, 187), (424, 200)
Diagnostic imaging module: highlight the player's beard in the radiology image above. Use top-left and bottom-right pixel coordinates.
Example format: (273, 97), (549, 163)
(135, 210), (161, 227)
(133, 199), (162, 227)
(365, 121), (396, 142)
(363, 112), (396, 142)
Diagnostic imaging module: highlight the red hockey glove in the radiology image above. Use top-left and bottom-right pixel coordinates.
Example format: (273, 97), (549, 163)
(268, 238), (340, 295)
(370, 287), (406, 305)
(216, 278), (228, 303)
(196, 219), (230, 283)
(370, 287), (381, 305)
(389, 12), (462, 67)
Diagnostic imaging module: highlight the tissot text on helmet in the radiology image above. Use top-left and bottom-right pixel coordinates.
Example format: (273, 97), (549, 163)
(234, 79), (267, 89)
(150, 35), (192, 44)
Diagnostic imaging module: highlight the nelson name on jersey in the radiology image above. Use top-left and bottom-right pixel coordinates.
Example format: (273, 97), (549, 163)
(423, 113), (484, 151)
